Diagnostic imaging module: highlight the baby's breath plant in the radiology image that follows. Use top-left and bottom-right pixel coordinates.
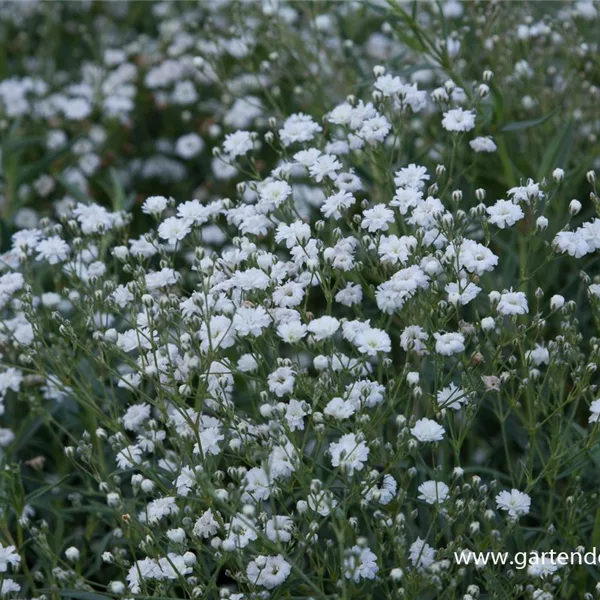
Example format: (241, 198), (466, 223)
(1, 2), (600, 600)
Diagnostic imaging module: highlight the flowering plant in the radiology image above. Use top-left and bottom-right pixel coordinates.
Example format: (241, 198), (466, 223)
(1, 2), (600, 600)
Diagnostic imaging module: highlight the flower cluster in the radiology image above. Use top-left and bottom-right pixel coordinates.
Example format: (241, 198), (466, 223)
(1, 2), (600, 600)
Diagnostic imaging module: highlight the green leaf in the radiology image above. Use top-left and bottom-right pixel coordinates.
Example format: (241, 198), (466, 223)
(435, 0), (449, 42)
(2, 134), (45, 154)
(26, 474), (70, 502)
(97, 168), (135, 212)
(490, 84), (505, 127)
(16, 140), (75, 188)
(500, 113), (553, 133)
(535, 119), (574, 182)
(56, 592), (110, 600)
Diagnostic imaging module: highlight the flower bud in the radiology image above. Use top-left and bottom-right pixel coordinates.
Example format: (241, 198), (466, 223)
(569, 199), (582, 215)
(65, 546), (80, 562)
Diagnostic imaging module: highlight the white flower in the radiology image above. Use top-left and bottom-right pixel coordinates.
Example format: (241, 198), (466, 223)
(307, 316), (340, 340)
(307, 490), (337, 516)
(394, 164), (430, 189)
(308, 154), (342, 182)
(525, 344), (550, 366)
(259, 180), (292, 209)
(273, 282), (304, 307)
(116, 445), (142, 469)
(246, 554), (291, 589)
(573, 0), (598, 19)
(0, 369), (23, 399)
(195, 427), (224, 456)
(486, 199), (524, 229)
(223, 130), (254, 158)
(436, 383), (468, 410)
(324, 396), (356, 420)
(268, 366), (295, 397)
(508, 180), (543, 204)
(36, 236), (69, 264)
(409, 537), (436, 569)
(279, 113), (322, 146)
(335, 283), (363, 306)
(495, 489), (531, 518)
(497, 290), (528, 315)
(374, 73), (404, 96)
(224, 515), (257, 549)
(400, 325), (429, 355)
(175, 133), (204, 159)
(329, 433), (369, 475)
(144, 496), (179, 524)
(293, 148), (322, 167)
(445, 279), (481, 305)
(442, 107), (476, 132)
(327, 102), (354, 125)
(363, 474), (397, 505)
(158, 217), (191, 244)
(285, 399), (307, 431)
(448, 239), (498, 275)
(588, 399), (600, 423)
(470, 136), (497, 152)
(527, 554), (562, 578)
(321, 190), (356, 220)
(358, 114), (391, 143)
(122, 403), (151, 431)
(378, 234), (416, 265)
(275, 221), (311, 248)
(355, 327), (391, 355)
(199, 315), (235, 352)
(277, 321), (307, 343)
(237, 354), (258, 372)
(411, 418), (445, 442)
(418, 480), (450, 504)
(0, 544), (21, 572)
(343, 546), (379, 582)
(243, 467), (271, 502)
(391, 187), (423, 213)
(347, 380), (385, 408)
(481, 316), (495, 331)
(361, 204), (394, 232)
(193, 509), (220, 538)
(233, 306), (272, 337)
(177, 199), (209, 225)
(434, 332), (465, 355)
(0, 429), (15, 448)
(264, 516), (294, 543)
(553, 231), (589, 258)
(1, 579), (20, 595)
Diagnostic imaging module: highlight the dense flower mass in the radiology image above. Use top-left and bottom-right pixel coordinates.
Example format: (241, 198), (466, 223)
(1, 1), (600, 599)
